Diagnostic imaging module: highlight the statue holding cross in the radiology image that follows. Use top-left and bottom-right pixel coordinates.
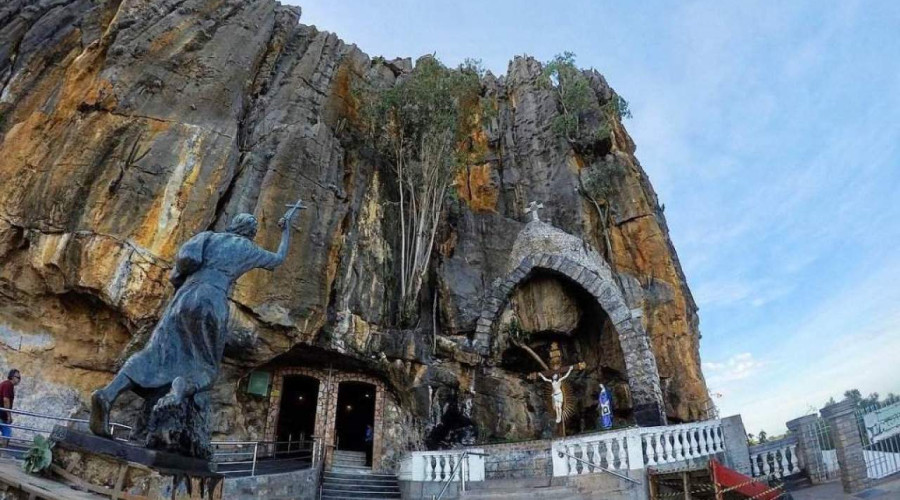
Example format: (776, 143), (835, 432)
(89, 199), (307, 458)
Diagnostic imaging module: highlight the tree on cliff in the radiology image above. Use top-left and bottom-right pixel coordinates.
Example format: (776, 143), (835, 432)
(541, 53), (633, 266)
(355, 57), (482, 322)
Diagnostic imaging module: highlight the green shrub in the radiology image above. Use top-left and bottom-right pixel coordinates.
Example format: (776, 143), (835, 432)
(541, 52), (631, 144)
(22, 434), (54, 475)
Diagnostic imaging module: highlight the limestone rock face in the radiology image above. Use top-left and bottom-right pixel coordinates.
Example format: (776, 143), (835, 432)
(0, 0), (709, 456)
(511, 277), (582, 334)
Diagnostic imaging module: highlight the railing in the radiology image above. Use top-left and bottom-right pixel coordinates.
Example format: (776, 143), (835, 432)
(433, 451), (489, 500)
(749, 436), (801, 478)
(552, 420), (726, 477)
(211, 437), (320, 477)
(641, 421), (726, 466)
(0, 407), (132, 455)
(398, 449), (486, 483)
(856, 401), (900, 480)
(553, 428), (641, 477)
(401, 419), (727, 483)
(554, 448), (639, 484)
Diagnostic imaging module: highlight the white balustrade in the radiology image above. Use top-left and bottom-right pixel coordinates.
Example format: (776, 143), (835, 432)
(636, 421), (726, 467)
(552, 428), (640, 476)
(749, 437), (801, 478)
(400, 449), (485, 482)
(402, 420), (727, 481)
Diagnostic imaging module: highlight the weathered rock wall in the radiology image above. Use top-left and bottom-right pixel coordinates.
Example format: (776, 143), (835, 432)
(0, 0), (708, 451)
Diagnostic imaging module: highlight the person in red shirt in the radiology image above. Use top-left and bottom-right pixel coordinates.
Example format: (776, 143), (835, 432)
(0, 369), (20, 450)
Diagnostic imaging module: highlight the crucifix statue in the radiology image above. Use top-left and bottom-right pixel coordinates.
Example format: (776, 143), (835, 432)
(525, 341), (586, 431)
(525, 201), (544, 222)
(89, 198), (307, 458)
(539, 366), (573, 424)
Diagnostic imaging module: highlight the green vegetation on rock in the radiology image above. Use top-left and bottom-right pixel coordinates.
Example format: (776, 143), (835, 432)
(354, 56), (483, 322)
(541, 52), (631, 145)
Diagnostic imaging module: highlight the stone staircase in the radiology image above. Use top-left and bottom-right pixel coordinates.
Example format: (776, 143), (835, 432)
(321, 451), (400, 499)
(460, 478), (585, 500)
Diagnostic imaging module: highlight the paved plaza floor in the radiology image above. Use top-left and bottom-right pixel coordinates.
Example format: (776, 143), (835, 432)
(790, 478), (900, 499)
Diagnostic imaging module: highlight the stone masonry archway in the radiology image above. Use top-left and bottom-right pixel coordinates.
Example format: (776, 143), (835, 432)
(472, 220), (667, 426)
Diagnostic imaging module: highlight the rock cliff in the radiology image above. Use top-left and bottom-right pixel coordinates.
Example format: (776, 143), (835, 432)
(0, 0), (708, 460)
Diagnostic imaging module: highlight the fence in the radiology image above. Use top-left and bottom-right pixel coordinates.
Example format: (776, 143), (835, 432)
(400, 419), (727, 483)
(211, 437), (321, 477)
(0, 407), (131, 456)
(749, 436), (801, 479)
(856, 400), (900, 480)
(397, 449), (486, 482)
(552, 421), (725, 477)
(0, 407), (318, 478)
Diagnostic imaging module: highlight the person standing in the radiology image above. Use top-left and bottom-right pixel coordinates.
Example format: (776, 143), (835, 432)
(364, 424), (374, 466)
(0, 369), (21, 450)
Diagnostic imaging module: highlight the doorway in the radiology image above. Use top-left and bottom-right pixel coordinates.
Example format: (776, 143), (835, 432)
(275, 375), (319, 454)
(335, 381), (376, 464)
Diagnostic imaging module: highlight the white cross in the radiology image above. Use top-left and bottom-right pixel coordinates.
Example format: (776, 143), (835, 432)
(525, 201), (544, 222)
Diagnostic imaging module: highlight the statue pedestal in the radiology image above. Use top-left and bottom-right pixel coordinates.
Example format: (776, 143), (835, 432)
(49, 426), (223, 500)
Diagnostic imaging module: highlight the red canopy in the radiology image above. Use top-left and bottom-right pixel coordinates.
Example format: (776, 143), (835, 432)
(709, 458), (784, 500)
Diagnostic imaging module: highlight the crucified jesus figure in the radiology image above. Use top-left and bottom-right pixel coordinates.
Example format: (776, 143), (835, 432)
(539, 366), (574, 424)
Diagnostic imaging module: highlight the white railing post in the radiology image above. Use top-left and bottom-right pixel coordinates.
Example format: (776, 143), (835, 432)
(626, 429), (644, 470)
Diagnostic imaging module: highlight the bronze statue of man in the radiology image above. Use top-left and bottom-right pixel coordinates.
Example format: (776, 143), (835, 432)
(90, 202), (305, 457)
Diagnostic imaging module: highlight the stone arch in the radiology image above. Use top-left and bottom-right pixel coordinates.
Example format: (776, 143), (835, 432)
(473, 252), (667, 426)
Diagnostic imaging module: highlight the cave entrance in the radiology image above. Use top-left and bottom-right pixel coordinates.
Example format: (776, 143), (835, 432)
(263, 364), (386, 470)
(274, 375), (319, 453)
(499, 269), (631, 437)
(335, 381), (376, 464)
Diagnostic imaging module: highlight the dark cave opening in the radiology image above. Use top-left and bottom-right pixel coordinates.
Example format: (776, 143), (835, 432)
(499, 269), (632, 435)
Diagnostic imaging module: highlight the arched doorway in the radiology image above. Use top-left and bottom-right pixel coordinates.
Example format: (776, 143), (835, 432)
(275, 375), (319, 453)
(264, 368), (387, 470)
(335, 381), (376, 465)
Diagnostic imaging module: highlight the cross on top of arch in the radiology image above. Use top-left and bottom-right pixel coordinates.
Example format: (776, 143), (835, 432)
(525, 201), (544, 222)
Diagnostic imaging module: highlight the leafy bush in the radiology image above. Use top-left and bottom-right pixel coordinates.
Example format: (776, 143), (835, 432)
(354, 56), (483, 321)
(22, 434), (54, 475)
(541, 52), (631, 144)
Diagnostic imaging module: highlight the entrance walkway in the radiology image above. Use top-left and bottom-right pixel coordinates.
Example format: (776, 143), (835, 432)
(790, 477), (900, 499)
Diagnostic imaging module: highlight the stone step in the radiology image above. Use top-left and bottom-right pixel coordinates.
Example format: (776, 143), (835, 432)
(333, 460), (367, 466)
(325, 471), (398, 481)
(322, 492), (401, 500)
(333, 458), (367, 466)
(323, 482), (400, 493)
(321, 488), (401, 498)
(330, 465), (373, 474)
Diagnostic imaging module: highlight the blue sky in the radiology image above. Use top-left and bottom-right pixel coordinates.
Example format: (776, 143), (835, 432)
(290, 0), (900, 434)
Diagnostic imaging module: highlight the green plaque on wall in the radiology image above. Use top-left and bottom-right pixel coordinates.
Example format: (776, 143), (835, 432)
(247, 371), (271, 397)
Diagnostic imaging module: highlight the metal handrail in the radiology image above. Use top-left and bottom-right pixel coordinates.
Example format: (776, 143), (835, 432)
(0, 407), (131, 437)
(434, 451), (489, 500)
(555, 449), (639, 484)
(211, 437), (317, 476)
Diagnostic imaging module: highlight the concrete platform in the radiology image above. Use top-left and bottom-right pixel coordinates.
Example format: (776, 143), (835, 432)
(790, 477), (900, 499)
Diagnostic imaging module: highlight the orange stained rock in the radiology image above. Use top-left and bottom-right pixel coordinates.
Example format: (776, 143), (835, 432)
(453, 163), (498, 213)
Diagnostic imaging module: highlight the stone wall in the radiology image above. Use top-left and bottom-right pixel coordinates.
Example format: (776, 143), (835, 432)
(223, 467), (318, 500)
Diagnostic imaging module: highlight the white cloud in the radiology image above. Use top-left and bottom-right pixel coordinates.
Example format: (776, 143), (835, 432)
(704, 352), (766, 386)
